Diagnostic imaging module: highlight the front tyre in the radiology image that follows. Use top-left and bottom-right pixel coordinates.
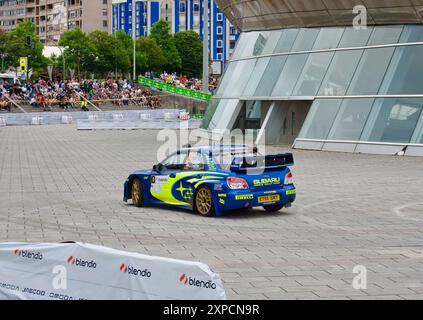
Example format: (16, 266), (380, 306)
(131, 178), (144, 207)
(263, 204), (284, 213)
(195, 186), (215, 217)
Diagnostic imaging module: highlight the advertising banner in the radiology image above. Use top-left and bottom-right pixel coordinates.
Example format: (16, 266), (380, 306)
(0, 242), (226, 300)
(138, 76), (212, 101)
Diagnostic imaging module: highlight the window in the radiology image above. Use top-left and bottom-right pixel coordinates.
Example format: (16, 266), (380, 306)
(318, 50), (363, 96)
(362, 98), (423, 143)
(217, 13), (224, 22)
(161, 152), (188, 171)
(271, 54), (309, 97)
(379, 45), (423, 95)
(328, 99), (375, 141)
(292, 52), (334, 96)
(347, 47), (395, 95)
(298, 99), (342, 140)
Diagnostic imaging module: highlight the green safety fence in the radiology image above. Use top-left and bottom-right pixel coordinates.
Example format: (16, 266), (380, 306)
(138, 76), (212, 101)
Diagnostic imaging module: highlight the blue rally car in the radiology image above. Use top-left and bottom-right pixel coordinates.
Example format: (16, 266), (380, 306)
(123, 145), (296, 217)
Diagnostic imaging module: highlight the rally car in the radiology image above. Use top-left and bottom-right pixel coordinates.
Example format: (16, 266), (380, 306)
(123, 145), (296, 217)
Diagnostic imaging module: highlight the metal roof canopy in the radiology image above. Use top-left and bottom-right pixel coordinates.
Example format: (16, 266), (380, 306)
(216, 0), (423, 31)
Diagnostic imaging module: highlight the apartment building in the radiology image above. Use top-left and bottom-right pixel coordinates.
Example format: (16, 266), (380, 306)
(0, 0), (111, 43)
(111, 0), (239, 65)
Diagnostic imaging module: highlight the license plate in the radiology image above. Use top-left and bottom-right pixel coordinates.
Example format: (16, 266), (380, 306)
(258, 195), (280, 203)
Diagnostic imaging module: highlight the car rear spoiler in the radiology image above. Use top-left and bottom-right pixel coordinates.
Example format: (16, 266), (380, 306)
(230, 153), (294, 172)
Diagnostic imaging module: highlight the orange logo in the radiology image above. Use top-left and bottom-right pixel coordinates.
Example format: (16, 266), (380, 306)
(120, 263), (128, 273)
(14, 249), (22, 256)
(179, 274), (188, 285)
(67, 256), (76, 265)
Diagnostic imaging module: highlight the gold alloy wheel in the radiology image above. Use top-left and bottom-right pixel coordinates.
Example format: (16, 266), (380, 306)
(132, 179), (141, 207)
(195, 186), (213, 216)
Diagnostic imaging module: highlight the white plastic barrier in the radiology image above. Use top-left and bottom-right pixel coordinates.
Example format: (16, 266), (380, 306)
(0, 117), (6, 127)
(30, 117), (43, 125)
(164, 113), (174, 122)
(140, 113), (152, 121)
(0, 242), (226, 300)
(113, 113), (124, 120)
(88, 114), (98, 121)
(61, 116), (73, 124)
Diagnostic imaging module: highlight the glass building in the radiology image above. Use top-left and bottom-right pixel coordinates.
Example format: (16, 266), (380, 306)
(205, 0), (423, 156)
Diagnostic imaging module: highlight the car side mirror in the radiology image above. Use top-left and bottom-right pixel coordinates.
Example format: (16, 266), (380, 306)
(153, 164), (163, 172)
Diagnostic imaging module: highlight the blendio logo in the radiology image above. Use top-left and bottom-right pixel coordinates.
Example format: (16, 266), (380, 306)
(179, 274), (217, 290)
(14, 249), (43, 260)
(67, 256), (97, 269)
(120, 263), (151, 278)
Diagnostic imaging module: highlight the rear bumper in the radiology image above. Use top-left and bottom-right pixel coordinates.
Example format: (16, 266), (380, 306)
(216, 187), (296, 211)
(123, 180), (130, 202)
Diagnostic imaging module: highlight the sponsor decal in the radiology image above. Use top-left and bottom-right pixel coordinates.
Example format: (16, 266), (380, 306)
(253, 177), (281, 187)
(286, 189), (297, 195)
(179, 274), (217, 290)
(67, 256), (97, 269)
(217, 193), (226, 197)
(219, 198), (225, 205)
(264, 190), (277, 194)
(119, 263), (152, 278)
(214, 183), (223, 191)
(235, 194), (254, 200)
(152, 176), (168, 184)
(14, 249), (43, 260)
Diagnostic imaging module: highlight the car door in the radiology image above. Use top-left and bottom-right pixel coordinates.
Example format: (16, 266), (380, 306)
(150, 152), (188, 205)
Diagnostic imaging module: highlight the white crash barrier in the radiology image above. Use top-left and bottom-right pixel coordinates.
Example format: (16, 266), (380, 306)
(164, 112), (174, 122)
(88, 114), (98, 121)
(0, 117), (6, 127)
(113, 113), (124, 120)
(30, 117), (43, 125)
(0, 242), (226, 300)
(61, 116), (73, 124)
(140, 113), (152, 121)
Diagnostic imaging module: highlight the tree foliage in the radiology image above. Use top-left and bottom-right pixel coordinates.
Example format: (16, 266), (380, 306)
(0, 19), (204, 79)
(0, 20), (46, 73)
(150, 20), (182, 72)
(174, 30), (203, 78)
(136, 37), (167, 74)
(59, 27), (97, 78)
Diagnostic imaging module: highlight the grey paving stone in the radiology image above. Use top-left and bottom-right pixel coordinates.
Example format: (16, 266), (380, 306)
(1, 125), (423, 300)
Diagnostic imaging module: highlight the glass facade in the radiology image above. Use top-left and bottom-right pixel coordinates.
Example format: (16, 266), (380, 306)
(206, 25), (423, 150)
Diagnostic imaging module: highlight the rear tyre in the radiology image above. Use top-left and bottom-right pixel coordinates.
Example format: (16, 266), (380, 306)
(131, 178), (144, 207)
(263, 204), (284, 213)
(194, 186), (215, 217)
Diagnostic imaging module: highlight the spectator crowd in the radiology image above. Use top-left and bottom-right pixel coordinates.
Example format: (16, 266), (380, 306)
(0, 78), (161, 112)
(145, 71), (220, 94)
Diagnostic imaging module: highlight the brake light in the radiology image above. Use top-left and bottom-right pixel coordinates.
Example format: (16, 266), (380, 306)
(227, 177), (248, 190)
(284, 172), (294, 185)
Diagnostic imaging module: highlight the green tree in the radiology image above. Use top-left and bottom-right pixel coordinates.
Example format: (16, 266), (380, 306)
(174, 30), (203, 78)
(59, 27), (97, 78)
(136, 37), (167, 74)
(114, 29), (132, 76)
(88, 31), (117, 77)
(5, 20), (47, 74)
(150, 20), (182, 72)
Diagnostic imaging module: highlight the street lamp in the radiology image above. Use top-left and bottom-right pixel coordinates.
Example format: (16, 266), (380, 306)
(132, 0), (136, 82)
(203, 0), (210, 94)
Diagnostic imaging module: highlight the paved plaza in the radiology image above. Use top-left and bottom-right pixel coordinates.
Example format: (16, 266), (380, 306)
(1, 124), (423, 300)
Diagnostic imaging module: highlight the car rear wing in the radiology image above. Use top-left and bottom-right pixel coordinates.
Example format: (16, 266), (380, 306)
(230, 153), (294, 173)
